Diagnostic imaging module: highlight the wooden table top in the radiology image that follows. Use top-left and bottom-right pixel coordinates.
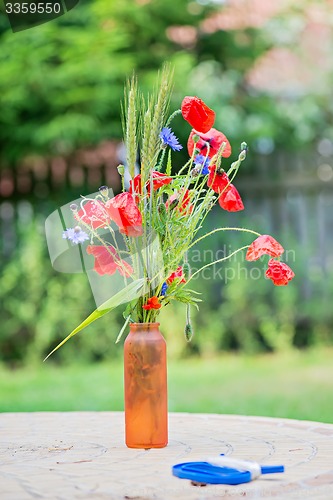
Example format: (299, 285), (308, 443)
(1, 411), (333, 499)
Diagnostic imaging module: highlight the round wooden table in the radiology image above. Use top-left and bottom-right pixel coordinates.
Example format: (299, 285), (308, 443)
(1, 412), (333, 499)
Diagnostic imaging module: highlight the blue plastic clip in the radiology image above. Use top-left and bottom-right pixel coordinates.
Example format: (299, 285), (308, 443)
(172, 456), (284, 486)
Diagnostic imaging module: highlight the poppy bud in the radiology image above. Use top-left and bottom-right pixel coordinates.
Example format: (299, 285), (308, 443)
(117, 164), (125, 176)
(239, 150), (246, 161)
(184, 322), (194, 342)
(168, 198), (179, 210)
(158, 203), (167, 216)
(158, 203), (167, 224)
(99, 185), (109, 198)
(183, 262), (191, 280)
(241, 142), (248, 151)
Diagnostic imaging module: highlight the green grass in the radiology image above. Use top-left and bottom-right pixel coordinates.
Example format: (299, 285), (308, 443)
(1, 348), (332, 423)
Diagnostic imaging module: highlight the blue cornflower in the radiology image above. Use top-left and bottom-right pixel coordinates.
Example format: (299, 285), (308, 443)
(62, 226), (89, 245)
(161, 282), (168, 296)
(159, 127), (183, 151)
(194, 154), (210, 175)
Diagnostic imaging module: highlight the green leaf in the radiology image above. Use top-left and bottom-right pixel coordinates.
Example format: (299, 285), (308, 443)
(115, 315), (131, 344)
(44, 279), (145, 361)
(166, 148), (172, 176)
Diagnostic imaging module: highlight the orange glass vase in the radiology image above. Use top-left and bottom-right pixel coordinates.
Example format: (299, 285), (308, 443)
(124, 322), (168, 449)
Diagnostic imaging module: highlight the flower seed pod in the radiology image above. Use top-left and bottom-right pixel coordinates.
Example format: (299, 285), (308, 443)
(70, 203), (78, 212)
(158, 203), (167, 216)
(117, 164), (125, 176)
(99, 185), (109, 198)
(184, 322), (194, 342)
(183, 262), (191, 280)
(191, 167), (200, 177)
(168, 198), (179, 210)
(239, 150), (246, 161)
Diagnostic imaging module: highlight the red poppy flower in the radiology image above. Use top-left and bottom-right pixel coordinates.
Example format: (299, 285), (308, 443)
(129, 171), (172, 196)
(246, 235), (284, 261)
(187, 128), (232, 159)
(76, 200), (110, 229)
(218, 184), (244, 212)
(166, 266), (186, 285)
(105, 192), (143, 237)
(207, 165), (230, 193)
(142, 296), (162, 310)
(86, 245), (133, 277)
(181, 96), (215, 133)
(166, 189), (193, 215)
(265, 259), (295, 286)
(128, 174), (142, 196)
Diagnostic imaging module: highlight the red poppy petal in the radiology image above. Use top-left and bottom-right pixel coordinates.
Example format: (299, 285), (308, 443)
(142, 296), (161, 310)
(147, 171), (173, 193)
(246, 235), (284, 261)
(87, 245), (118, 275)
(218, 184), (244, 212)
(207, 167), (230, 193)
(76, 200), (110, 229)
(181, 96), (215, 133)
(166, 266), (186, 284)
(265, 259), (295, 286)
(187, 128), (232, 159)
(105, 193), (143, 237)
(129, 174), (142, 195)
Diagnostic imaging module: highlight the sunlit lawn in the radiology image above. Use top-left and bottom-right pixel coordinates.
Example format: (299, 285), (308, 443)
(1, 348), (332, 424)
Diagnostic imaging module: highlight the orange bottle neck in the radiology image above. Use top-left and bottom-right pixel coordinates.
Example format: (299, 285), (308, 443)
(129, 322), (160, 333)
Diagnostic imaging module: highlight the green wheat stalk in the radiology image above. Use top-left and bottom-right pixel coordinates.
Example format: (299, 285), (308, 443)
(122, 75), (139, 180)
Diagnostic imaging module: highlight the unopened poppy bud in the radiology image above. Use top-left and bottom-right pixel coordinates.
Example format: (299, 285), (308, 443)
(99, 185), (109, 197)
(239, 150), (246, 161)
(183, 262), (191, 280)
(168, 198), (179, 210)
(241, 142), (248, 151)
(184, 322), (194, 342)
(70, 203), (78, 212)
(158, 203), (167, 217)
(117, 164), (125, 176)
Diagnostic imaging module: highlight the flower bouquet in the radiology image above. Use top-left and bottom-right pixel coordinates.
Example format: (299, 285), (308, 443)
(45, 64), (294, 448)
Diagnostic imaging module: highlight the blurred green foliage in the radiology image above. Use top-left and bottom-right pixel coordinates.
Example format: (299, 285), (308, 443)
(0, 0), (208, 163)
(1, 0), (333, 164)
(0, 218), (124, 365)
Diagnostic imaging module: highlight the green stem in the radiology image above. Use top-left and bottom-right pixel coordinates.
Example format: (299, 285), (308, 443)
(188, 227), (261, 252)
(165, 108), (182, 128)
(185, 245), (249, 285)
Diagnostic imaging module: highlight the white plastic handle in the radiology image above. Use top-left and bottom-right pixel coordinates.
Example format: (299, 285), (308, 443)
(206, 456), (261, 480)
